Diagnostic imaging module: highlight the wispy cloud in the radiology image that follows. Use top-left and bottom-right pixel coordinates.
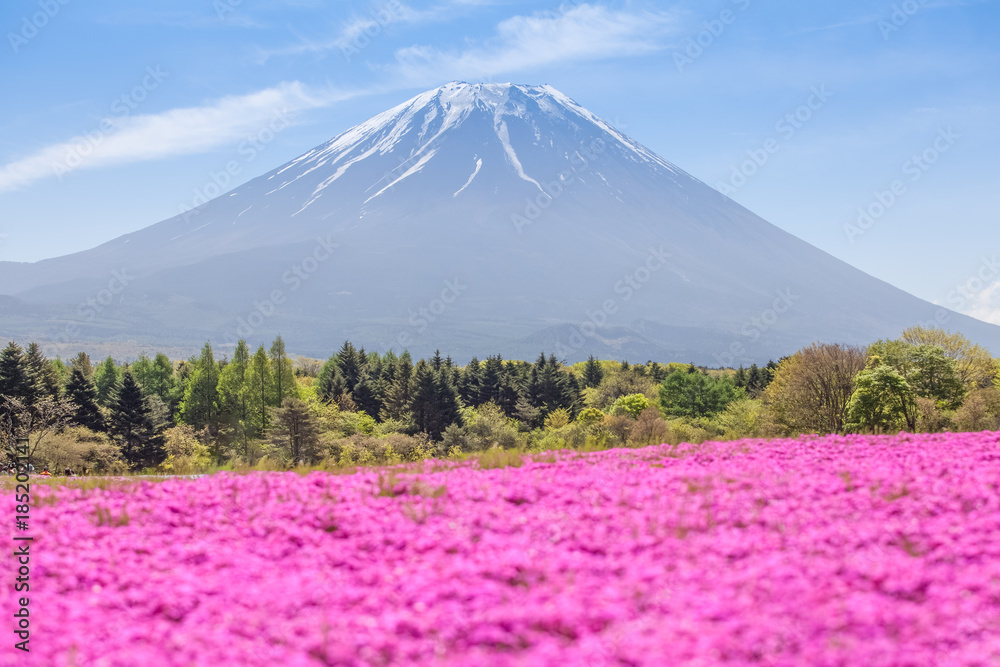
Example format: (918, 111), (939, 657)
(260, 0), (495, 61)
(386, 3), (678, 84)
(0, 83), (346, 192)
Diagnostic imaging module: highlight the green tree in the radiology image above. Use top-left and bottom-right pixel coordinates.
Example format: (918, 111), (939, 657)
(65, 368), (105, 432)
(845, 358), (915, 432)
(382, 352), (414, 423)
(94, 356), (121, 407)
(179, 342), (221, 430)
(582, 355), (604, 388)
(70, 352), (93, 378)
(25, 343), (60, 399)
(270, 398), (322, 464)
(609, 393), (650, 420)
(218, 340), (252, 451)
(761, 343), (865, 435)
(659, 370), (744, 419)
(107, 370), (165, 469)
(246, 345), (275, 433)
(132, 353), (175, 403)
(269, 335), (298, 406)
(409, 360), (461, 440)
(0, 342), (32, 403)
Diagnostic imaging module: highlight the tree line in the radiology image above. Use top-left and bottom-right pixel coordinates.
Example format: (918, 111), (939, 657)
(1, 325), (997, 473)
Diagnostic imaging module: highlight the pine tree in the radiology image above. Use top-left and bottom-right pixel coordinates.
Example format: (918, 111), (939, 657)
(94, 357), (121, 406)
(270, 398), (321, 463)
(246, 345), (274, 433)
(334, 341), (363, 392)
(351, 372), (382, 419)
(0, 342), (32, 402)
(218, 340), (252, 450)
(382, 353), (414, 422)
(459, 357), (482, 406)
(180, 342), (221, 430)
(70, 352), (93, 378)
(582, 355), (604, 388)
(0, 342), (34, 430)
(108, 370), (165, 469)
(746, 364), (763, 395)
(65, 368), (105, 432)
(25, 343), (60, 399)
(269, 335), (297, 406)
(734, 366), (748, 389)
(408, 360), (461, 440)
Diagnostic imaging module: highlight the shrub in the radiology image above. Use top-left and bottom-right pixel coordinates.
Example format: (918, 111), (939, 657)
(610, 393), (649, 420)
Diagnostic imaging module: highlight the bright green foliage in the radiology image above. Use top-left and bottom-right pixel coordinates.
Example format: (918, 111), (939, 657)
(94, 356), (121, 407)
(132, 353), (175, 403)
(609, 393), (649, 419)
(107, 370), (165, 469)
(846, 358), (915, 432)
(659, 367), (744, 418)
(576, 407), (605, 428)
(180, 343), (221, 430)
(543, 407), (571, 429)
(868, 340), (965, 409)
(716, 398), (764, 438)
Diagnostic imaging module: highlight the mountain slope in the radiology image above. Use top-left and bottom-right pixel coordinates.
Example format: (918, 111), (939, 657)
(1, 82), (996, 363)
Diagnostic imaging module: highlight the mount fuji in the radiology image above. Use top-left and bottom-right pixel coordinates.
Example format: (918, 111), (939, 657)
(1, 82), (997, 363)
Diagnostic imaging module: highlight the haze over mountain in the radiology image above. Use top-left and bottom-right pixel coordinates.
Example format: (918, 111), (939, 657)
(1, 82), (997, 364)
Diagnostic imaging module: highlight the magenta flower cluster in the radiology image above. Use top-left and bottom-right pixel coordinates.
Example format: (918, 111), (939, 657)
(4, 432), (999, 666)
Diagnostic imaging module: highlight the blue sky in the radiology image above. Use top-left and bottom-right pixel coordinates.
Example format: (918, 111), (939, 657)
(1, 0), (998, 325)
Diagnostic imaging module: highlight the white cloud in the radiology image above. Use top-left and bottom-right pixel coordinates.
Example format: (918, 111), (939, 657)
(964, 280), (1000, 326)
(0, 82), (344, 192)
(386, 4), (677, 84)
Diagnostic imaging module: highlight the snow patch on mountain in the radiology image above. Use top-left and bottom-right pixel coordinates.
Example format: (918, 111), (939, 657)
(453, 157), (482, 198)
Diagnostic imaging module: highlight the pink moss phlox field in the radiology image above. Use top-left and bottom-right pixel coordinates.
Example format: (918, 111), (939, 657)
(4, 433), (1000, 666)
